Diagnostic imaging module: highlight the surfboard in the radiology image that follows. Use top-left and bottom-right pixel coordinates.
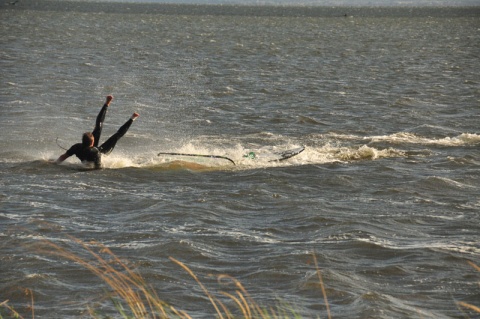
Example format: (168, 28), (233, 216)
(268, 146), (305, 162)
(157, 146), (305, 166)
(157, 152), (236, 165)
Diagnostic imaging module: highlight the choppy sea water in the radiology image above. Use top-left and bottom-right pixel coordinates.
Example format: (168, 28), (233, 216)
(1, 1), (479, 318)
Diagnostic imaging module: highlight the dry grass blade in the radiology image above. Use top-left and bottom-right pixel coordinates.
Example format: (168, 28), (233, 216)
(0, 289), (34, 319)
(169, 257), (225, 319)
(218, 273), (298, 319)
(0, 300), (25, 319)
(29, 289), (34, 319)
(312, 253), (331, 319)
(236, 290), (251, 319)
(457, 302), (480, 313)
(457, 261), (480, 314)
(168, 305), (193, 319)
(467, 261), (480, 272)
(218, 274), (260, 318)
(34, 236), (169, 319)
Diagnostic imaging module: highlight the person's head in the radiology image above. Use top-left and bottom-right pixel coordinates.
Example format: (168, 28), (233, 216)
(82, 132), (94, 147)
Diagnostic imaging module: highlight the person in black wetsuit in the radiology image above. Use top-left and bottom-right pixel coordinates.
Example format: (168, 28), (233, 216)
(56, 95), (139, 168)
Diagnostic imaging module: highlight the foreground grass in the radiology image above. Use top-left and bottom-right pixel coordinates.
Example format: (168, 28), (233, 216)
(1, 237), (478, 318)
(1, 236), (330, 319)
(457, 261), (480, 315)
(0, 289), (34, 319)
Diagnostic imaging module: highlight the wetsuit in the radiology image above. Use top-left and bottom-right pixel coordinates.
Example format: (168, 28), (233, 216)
(65, 143), (102, 168)
(65, 103), (134, 168)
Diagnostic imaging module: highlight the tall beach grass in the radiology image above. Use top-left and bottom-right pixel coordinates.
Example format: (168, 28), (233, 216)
(1, 235), (479, 318)
(1, 236), (330, 319)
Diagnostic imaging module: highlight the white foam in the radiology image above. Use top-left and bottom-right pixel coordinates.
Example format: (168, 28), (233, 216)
(12, 130), (478, 170)
(370, 132), (480, 146)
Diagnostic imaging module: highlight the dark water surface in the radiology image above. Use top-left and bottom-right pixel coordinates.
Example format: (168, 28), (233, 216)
(1, 1), (479, 318)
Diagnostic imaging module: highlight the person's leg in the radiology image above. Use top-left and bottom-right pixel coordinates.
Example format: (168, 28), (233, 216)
(99, 112), (139, 155)
(92, 96), (113, 147)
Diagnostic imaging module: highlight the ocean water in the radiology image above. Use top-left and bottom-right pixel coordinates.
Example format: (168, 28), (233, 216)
(1, 1), (479, 318)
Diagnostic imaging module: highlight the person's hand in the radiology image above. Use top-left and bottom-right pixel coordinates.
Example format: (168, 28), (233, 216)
(131, 112), (140, 120)
(106, 95), (114, 106)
